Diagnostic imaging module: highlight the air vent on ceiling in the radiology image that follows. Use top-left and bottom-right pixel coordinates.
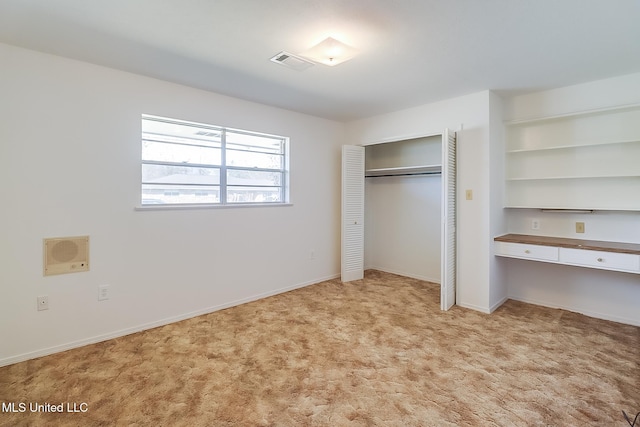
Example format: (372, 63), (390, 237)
(269, 51), (314, 71)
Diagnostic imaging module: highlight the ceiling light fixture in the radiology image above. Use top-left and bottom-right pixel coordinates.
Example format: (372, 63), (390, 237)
(300, 37), (358, 67)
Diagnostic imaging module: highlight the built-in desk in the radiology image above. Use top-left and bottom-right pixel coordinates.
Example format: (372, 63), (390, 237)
(494, 234), (640, 275)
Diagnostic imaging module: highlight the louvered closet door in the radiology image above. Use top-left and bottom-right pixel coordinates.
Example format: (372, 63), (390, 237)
(441, 129), (457, 310)
(341, 145), (365, 282)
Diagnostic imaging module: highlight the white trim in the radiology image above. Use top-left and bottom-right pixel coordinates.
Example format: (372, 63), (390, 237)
(0, 273), (339, 367)
(135, 203), (293, 211)
(360, 131), (444, 147)
(455, 302), (492, 314)
(489, 296), (509, 313)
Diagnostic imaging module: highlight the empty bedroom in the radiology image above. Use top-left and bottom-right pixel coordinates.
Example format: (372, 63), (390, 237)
(1, 1), (639, 425)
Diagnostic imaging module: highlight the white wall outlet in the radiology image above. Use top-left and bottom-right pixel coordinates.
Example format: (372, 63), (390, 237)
(531, 219), (540, 230)
(310, 249), (316, 260)
(98, 284), (109, 301)
(37, 295), (49, 311)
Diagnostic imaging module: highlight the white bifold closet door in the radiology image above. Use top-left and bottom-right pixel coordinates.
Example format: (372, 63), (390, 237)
(341, 145), (365, 282)
(440, 129), (456, 310)
(341, 130), (457, 311)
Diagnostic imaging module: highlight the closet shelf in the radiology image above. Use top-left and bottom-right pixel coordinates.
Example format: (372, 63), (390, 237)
(365, 164), (441, 177)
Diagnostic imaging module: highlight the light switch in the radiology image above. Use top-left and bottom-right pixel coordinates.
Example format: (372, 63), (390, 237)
(465, 189), (473, 200)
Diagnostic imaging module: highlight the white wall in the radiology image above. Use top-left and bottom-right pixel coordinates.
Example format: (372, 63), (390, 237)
(0, 43), (345, 366)
(365, 174), (442, 283)
(346, 91), (506, 313)
(363, 136), (443, 283)
(5, 41), (634, 368)
(502, 72), (640, 326)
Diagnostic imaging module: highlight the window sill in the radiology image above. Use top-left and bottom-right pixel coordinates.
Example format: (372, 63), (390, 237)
(135, 203), (293, 211)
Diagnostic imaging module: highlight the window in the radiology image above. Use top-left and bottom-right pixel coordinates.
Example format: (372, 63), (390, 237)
(141, 115), (288, 206)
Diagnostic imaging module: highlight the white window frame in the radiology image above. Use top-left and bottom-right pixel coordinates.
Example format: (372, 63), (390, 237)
(140, 114), (290, 208)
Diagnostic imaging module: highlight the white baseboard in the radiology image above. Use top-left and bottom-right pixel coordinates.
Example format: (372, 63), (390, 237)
(0, 273), (340, 368)
(489, 296), (509, 313)
(455, 301), (492, 314)
(508, 295), (640, 327)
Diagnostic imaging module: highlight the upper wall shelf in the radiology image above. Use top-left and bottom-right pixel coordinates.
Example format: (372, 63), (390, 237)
(504, 103), (640, 126)
(505, 138), (640, 154)
(504, 104), (640, 211)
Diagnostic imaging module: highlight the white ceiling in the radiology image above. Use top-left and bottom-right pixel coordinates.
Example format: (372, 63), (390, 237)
(1, 0), (640, 121)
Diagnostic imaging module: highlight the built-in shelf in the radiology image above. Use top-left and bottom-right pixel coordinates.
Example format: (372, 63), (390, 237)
(504, 102), (640, 126)
(504, 206), (640, 211)
(504, 104), (640, 210)
(507, 175), (640, 181)
(365, 164), (441, 177)
(495, 234), (640, 274)
(506, 139), (640, 154)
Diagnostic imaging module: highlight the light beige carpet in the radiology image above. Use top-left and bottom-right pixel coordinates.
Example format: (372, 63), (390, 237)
(1, 270), (638, 426)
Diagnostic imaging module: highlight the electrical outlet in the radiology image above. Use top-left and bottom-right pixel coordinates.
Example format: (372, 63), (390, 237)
(310, 250), (316, 260)
(531, 219), (540, 230)
(465, 189), (473, 200)
(575, 222), (585, 233)
(37, 295), (49, 311)
(98, 285), (109, 301)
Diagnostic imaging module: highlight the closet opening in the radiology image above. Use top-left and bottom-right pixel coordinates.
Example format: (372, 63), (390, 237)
(341, 129), (456, 310)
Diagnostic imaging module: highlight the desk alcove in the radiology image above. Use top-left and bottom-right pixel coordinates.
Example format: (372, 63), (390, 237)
(341, 129), (457, 310)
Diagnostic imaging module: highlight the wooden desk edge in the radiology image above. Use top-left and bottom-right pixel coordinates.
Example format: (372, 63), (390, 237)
(494, 234), (640, 255)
